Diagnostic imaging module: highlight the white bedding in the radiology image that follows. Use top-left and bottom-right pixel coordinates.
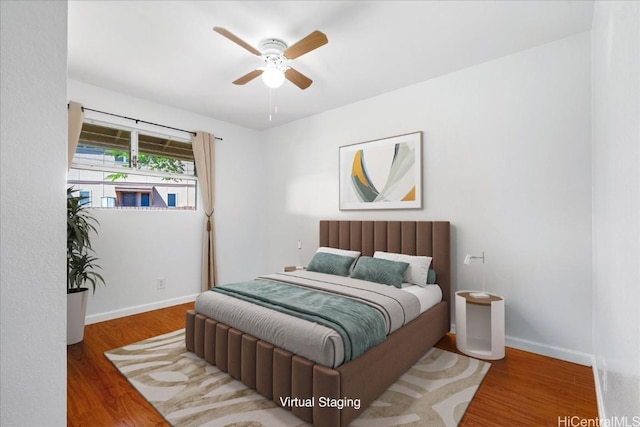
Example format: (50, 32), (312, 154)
(401, 284), (442, 313)
(194, 271), (442, 368)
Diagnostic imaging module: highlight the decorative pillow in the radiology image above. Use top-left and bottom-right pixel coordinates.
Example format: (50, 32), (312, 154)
(373, 251), (432, 287)
(427, 268), (437, 285)
(316, 247), (361, 273)
(350, 256), (409, 288)
(306, 252), (356, 277)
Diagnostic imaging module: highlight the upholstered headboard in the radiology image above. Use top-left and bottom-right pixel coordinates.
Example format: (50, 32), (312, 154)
(319, 220), (451, 319)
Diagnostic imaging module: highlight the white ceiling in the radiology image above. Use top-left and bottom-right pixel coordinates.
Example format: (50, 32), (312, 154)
(68, 1), (594, 131)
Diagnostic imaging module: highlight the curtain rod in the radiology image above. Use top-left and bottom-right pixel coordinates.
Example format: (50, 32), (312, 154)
(79, 106), (223, 141)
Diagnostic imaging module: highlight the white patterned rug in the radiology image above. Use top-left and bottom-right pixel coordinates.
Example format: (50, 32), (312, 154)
(105, 329), (490, 427)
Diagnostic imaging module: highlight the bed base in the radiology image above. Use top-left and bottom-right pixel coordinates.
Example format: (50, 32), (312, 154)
(185, 301), (448, 427)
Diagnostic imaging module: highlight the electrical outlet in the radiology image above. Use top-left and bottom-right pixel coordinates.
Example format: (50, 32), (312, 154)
(157, 277), (166, 290)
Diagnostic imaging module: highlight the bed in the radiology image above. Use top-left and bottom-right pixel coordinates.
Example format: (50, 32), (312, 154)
(185, 220), (451, 427)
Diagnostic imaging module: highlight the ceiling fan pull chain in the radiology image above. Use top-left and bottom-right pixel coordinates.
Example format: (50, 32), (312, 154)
(268, 88), (279, 122)
(274, 88), (278, 114)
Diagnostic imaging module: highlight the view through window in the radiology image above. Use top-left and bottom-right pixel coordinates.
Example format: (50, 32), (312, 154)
(67, 121), (197, 209)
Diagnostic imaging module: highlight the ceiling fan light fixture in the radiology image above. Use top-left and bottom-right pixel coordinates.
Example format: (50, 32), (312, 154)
(214, 27), (327, 90)
(262, 66), (285, 88)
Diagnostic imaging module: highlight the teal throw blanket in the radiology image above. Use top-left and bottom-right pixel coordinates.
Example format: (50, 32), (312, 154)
(211, 279), (386, 361)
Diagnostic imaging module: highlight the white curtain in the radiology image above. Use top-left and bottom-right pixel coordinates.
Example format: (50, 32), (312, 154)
(191, 131), (217, 291)
(67, 101), (84, 170)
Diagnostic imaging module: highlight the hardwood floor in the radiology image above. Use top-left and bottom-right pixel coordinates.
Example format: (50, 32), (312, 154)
(67, 303), (598, 426)
(436, 335), (598, 426)
(67, 303), (191, 426)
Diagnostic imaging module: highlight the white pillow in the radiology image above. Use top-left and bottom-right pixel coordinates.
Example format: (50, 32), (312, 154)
(373, 251), (432, 287)
(316, 247), (361, 272)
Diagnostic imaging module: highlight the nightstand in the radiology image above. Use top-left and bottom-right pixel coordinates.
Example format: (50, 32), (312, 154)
(455, 291), (505, 360)
(284, 266), (305, 272)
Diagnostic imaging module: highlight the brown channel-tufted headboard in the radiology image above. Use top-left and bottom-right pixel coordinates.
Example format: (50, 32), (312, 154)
(319, 220), (451, 321)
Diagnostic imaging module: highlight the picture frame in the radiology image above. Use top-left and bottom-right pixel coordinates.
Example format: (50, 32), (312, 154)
(339, 131), (422, 210)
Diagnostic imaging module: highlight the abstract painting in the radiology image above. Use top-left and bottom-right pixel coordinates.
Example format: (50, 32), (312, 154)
(339, 132), (422, 210)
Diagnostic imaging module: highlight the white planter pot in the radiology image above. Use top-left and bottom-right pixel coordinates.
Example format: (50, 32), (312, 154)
(67, 288), (89, 345)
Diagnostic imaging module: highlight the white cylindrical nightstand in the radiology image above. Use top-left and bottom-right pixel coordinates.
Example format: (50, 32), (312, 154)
(455, 291), (505, 360)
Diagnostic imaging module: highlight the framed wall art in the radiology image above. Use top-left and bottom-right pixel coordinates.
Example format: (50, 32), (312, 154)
(339, 131), (422, 210)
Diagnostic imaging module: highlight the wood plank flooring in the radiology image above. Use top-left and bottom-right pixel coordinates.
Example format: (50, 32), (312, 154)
(67, 302), (598, 426)
(436, 334), (598, 426)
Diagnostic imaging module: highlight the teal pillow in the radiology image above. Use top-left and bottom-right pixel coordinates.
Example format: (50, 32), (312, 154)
(351, 256), (409, 288)
(306, 252), (356, 277)
(427, 268), (437, 285)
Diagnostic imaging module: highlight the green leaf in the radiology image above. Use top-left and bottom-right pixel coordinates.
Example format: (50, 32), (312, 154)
(67, 186), (106, 293)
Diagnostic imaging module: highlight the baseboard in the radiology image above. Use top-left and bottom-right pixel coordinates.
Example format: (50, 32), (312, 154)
(85, 293), (199, 325)
(449, 323), (592, 366)
(591, 356), (607, 420)
(505, 335), (592, 366)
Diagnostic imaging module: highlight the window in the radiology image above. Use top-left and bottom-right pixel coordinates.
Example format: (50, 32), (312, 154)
(101, 197), (116, 208)
(67, 121), (197, 209)
(79, 190), (91, 206)
(121, 192), (138, 207)
(140, 193), (150, 207)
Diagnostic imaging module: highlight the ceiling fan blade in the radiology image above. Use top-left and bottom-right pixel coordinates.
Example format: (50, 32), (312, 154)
(233, 69), (263, 85)
(213, 26), (261, 56)
(285, 68), (313, 90)
(283, 30), (328, 60)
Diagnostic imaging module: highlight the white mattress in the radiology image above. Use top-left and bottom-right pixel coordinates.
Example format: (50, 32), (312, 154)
(400, 284), (442, 313)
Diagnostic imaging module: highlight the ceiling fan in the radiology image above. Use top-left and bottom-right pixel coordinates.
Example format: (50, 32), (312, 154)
(213, 27), (328, 90)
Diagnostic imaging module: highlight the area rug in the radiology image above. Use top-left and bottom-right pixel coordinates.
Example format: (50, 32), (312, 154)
(105, 329), (490, 427)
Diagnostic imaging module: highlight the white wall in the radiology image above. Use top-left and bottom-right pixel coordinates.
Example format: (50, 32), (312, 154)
(68, 80), (265, 322)
(0, 1), (67, 425)
(262, 32), (593, 364)
(592, 1), (640, 420)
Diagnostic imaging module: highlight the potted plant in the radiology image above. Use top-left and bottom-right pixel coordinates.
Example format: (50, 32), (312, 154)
(67, 187), (104, 345)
